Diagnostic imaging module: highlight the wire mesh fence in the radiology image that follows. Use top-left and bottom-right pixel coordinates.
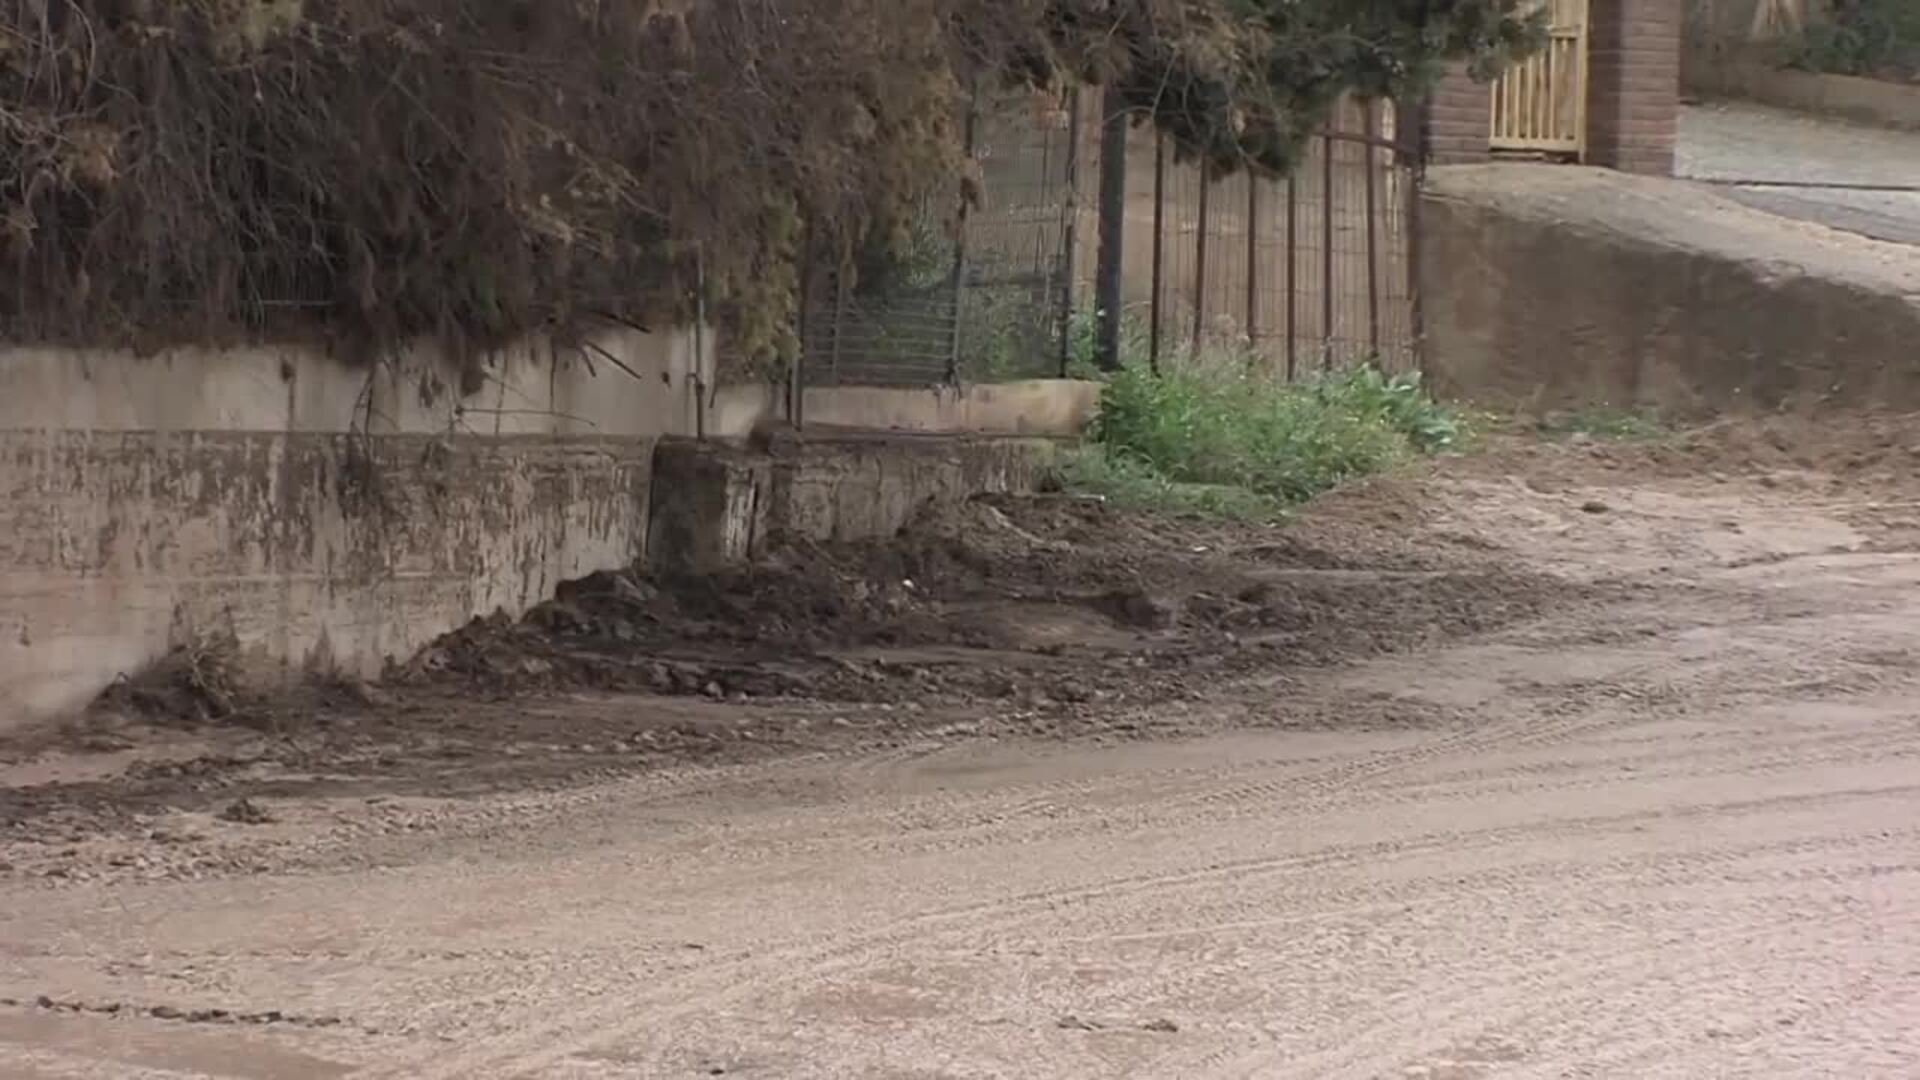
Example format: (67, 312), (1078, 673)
(801, 90), (1079, 388)
(801, 90), (1421, 389)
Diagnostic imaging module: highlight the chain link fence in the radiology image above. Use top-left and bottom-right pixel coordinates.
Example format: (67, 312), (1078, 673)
(800, 91), (1079, 388)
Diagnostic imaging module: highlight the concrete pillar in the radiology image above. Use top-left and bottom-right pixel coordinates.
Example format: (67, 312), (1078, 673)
(1585, 0), (1682, 175)
(646, 439), (771, 573)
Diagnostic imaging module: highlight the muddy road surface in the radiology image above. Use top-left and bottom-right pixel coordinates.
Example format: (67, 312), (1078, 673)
(3, 421), (1919, 1078)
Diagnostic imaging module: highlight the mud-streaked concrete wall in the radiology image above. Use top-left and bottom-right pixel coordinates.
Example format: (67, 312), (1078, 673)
(0, 329), (714, 438)
(796, 380), (1099, 437)
(1418, 164), (1920, 416)
(1, 331), (1094, 729)
(646, 434), (1057, 574)
(769, 433), (1055, 546)
(0, 331), (707, 727)
(2, 430), (653, 722)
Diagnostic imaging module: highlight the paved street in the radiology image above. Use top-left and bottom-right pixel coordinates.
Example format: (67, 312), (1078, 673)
(1679, 102), (1920, 246)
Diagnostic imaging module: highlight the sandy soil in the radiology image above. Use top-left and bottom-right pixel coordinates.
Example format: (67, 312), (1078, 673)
(3, 418), (1919, 1078)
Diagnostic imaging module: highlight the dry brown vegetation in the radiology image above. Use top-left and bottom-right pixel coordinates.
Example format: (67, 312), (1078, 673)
(2, 0), (1534, 375)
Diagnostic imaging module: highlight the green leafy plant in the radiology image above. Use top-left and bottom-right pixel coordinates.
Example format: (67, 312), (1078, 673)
(1060, 345), (1465, 519)
(1782, 0), (1920, 78)
(1537, 406), (1666, 441)
(1051, 446), (1293, 522)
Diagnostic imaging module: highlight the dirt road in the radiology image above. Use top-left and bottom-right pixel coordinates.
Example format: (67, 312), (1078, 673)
(3, 424), (1919, 1078)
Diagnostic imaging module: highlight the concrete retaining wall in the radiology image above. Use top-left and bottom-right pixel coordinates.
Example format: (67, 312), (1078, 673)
(1, 336), (1091, 729)
(645, 434), (1057, 574)
(767, 433), (1055, 545)
(799, 381), (1099, 437)
(2, 430), (652, 722)
(0, 330), (714, 437)
(1418, 164), (1920, 415)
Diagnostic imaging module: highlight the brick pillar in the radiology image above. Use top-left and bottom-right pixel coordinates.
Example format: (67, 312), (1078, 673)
(1585, 0), (1681, 175)
(1424, 63), (1490, 165)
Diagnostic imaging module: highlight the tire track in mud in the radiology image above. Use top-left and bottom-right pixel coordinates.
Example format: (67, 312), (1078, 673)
(1113, 622), (1762, 823)
(1146, 644), (1918, 823)
(1330, 898), (1920, 1080)
(0, 1045), (214, 1080)
(501, 815), (1920, 1079)
(76, 667), (1920, 1076)
(650, 683), (1649, 865)
(1575, 971), (1912, 1078)
(1181, 863), (1920, 1079)
(355, 783), (1920, 1079)
(1085, 846), (1920, 1075)
(562, 590), (1713, 862)
(720, 710), (1920, 873)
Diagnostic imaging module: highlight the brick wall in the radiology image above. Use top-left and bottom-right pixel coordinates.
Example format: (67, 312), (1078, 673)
(1423, 3), (1681, 175)
(1586, 0), (1682, 175)
(1425, 64), (1490, 165)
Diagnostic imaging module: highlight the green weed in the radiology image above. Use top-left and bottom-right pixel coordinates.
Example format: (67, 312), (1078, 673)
(1537, 406), (1665, 441)
(1782, 0), (1920, 78)
(1057, 345), (1464, 520)
(1051, 446), (1292, 523)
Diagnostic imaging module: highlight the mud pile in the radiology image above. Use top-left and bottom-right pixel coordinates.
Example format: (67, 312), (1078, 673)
(397, 488), (1563, 711)
(0, 469), (1573, 872)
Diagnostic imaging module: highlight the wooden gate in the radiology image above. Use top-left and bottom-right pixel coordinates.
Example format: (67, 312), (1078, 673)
(1489, 0), (1590, 156)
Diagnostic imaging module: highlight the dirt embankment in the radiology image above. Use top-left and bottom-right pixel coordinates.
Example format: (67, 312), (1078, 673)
(0, 459), (1570, 874)
(6, 412), (1918, 887)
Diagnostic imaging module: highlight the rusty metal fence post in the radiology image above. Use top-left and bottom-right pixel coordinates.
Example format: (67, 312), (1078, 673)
(1285, 175), (1297, 380)
(1093, 87), (1129, 372)
(792, 223), (813, 428)
(1193, 160), (1210, 357)
(946, 85), (979, 385)
(1056, 87), (1083, 376)
(1149, 132), (1166, 374)
(1320, 131), (1335, 371)
(1363, 100), (1381, 359)
(1245, 175), (1260, 357)
(1406, 112), (1428, 380)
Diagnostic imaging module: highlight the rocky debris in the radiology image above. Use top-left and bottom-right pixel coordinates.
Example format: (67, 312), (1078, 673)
(4, 994), (358, 1032)
(217, 798), (274, 826)
(419, 492), (1554, 710)
(90, 633), (248, 725)
(1098, 586), (1181, 630)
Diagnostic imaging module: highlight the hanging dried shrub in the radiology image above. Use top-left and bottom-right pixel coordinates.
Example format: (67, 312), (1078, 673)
(1, 0), (1536, 373)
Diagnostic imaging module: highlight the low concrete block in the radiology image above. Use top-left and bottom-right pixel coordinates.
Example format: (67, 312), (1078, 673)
(647, 440), (772, 573)
(765, 433), (1057, 545)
